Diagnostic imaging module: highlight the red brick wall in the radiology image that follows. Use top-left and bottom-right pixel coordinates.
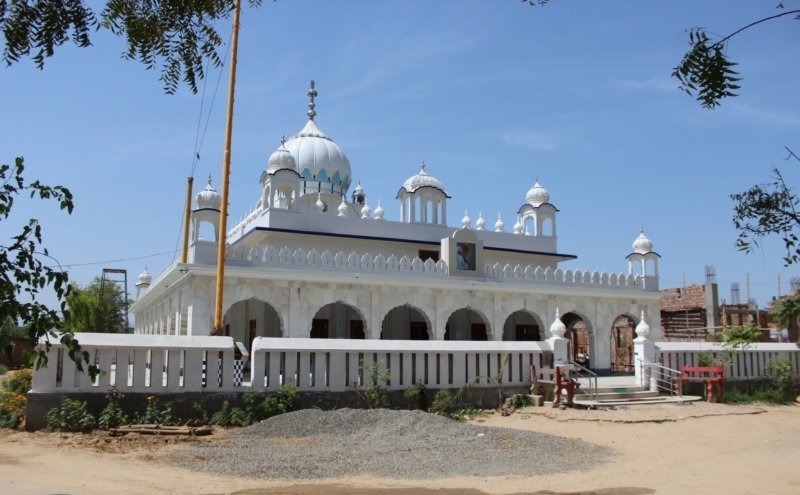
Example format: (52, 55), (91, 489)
(661, 284), (708, 312)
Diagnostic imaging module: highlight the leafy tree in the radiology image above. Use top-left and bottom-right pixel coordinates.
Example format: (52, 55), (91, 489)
(1, 0), (265, 94)
(0, 157), (93, 376)
(65, 276), (130, 333)
(769, 293), (800, 341)
(731, 149), (800, 266)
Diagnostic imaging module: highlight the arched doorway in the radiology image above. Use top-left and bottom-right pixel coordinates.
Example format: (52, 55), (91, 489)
(222, 298), (282, 351)
(611, 315), (636, 374)
(561, 312), (591, 368)
(445, 307), (489, 341)
(502, 311), (542, 341)
(311, 302), (365, 339)
(381, 305), (430, 340)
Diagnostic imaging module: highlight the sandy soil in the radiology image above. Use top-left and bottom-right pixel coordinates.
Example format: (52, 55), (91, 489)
(1, 402), (798, 495)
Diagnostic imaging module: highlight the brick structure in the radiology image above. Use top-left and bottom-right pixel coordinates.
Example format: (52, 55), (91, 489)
(660, 284), (718, 341)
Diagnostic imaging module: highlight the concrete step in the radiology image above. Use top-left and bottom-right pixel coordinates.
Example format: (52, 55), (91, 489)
(573, 394), (703, 407)
(577, 390), (661, 400)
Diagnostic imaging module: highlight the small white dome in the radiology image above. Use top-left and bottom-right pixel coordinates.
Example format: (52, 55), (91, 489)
(374, 200), (385, 220)
(401, 161), (447, 194)
(361, 201), (372, 219)
(633, 228), (654, 254)
(526, 181), (550, 206)
(494, 214), (505, 233)
(135, 267), (152, 287)
(353, 181), (364, 195)
(549, 308), (567, 338)
(513, 219), (524, 234)
(267, 138), (297, 173)
(315, 193), (325, 212)
(635, 310), (651, 339)
(475, 212), (486, 231)
(196, 176), (221, 210)
(461, 210), (471, 228)
(337, 196), (348, 217)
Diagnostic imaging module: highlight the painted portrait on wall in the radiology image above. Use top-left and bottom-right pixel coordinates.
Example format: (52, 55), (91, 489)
(456, 242), (476, 271)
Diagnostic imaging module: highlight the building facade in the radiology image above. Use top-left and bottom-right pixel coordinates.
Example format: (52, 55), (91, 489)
(131, 83), (663, 374)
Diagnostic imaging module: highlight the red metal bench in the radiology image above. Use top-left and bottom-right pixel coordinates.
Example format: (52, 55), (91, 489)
(531, 365), (580, 407)
(680, 366), (725, 402)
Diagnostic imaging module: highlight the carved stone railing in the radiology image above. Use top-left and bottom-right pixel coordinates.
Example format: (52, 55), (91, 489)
(484, 262), (643, 289)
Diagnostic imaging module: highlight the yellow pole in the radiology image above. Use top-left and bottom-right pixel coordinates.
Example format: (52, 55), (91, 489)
(181, 176), (194, 264)
(213, 0), (242, 335)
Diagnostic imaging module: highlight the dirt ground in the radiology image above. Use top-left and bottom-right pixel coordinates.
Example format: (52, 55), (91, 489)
(1, 402), (798, 495)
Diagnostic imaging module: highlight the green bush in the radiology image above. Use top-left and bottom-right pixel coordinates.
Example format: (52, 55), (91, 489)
(353, 360), (390, 409)
(211, 400), (233, 426)
(46, 398), (96, 432)
(430, 389), (453, 415)
(0, 369), (33, 429)
(512, 393), (534, 408)
(3, 368), (31, 395)
(136, 396), (176, 425)
(404, 381), (428, 410)
(0, 364), (7, 376)
(98, 388), (128, 430)
(212, 384), (299, 427)
(765, 357), (794, 399)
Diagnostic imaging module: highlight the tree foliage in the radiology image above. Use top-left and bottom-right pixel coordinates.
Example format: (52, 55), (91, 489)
(1, 0), (265, 94)
(65, 276), (130, 333)
(672, 8), (799, 109)
(731, 150), (800, 266)
(0, 157), (92, 376)
(770, 294), (800, 332)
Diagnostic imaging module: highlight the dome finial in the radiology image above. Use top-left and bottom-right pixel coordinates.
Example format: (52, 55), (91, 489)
(420, 160), (426, 172)
(280, 135), (286, 146)
(207, 174), (212, 186)
(307, 80), (318, 121)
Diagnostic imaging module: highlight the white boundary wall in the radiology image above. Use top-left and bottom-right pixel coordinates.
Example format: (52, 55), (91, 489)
(655, 342), (800, 381)
(31, 334), (550, 394)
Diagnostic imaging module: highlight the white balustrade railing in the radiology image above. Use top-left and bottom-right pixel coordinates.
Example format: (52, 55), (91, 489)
(30, 334), (551, 395)
(249, 337), (549, 393)
(655, 342), (800, 381)
(32, 334), (239, 393)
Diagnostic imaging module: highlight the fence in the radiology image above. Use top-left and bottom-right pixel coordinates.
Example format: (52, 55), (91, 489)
(31, 334), (239, 393)
(654, 342), (800, 381)
(30, 334), (551, 395)
(249, 337), (550, 392)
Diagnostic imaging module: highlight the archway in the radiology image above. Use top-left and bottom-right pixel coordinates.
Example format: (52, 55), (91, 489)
(502, 311), (543, 341)
(311, 302), (366, 339)
(611, 315), (636, 374)
(222, 298), (282, 351)
(561, 312), (591, 368)
(445, 307), (489, 341)
(381, 305), (430, 340)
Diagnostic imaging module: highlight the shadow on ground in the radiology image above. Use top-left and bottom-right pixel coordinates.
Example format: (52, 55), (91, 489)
(223, 485), (655, 495)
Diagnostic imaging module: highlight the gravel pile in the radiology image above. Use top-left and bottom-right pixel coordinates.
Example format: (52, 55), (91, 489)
(172, 409), (610, 479)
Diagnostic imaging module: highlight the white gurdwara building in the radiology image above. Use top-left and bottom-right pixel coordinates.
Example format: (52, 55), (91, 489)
(131, 82), (662, 374)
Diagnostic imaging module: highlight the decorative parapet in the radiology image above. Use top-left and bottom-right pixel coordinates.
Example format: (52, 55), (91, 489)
(223, 244), (652, 291)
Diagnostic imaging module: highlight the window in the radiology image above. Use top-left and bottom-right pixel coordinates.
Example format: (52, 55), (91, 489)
(418, 249), (439, 262)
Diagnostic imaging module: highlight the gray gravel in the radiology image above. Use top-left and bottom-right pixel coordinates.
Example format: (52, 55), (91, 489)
(171, 409), (610, 479)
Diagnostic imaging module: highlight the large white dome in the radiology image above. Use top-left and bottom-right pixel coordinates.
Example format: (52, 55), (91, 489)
(283, 119), (352, 193)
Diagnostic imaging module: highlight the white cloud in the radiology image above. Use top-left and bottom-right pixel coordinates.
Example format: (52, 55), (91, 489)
(501, 130), (557, 151)
(728, 102), (800, 127)
(617, 75), (676, 92)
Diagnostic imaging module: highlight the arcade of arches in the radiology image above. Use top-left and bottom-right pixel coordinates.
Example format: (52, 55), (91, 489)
(220, 298), (644, 372)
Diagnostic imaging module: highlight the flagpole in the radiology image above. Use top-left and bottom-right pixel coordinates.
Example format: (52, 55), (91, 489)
(213, 0), (242, 334)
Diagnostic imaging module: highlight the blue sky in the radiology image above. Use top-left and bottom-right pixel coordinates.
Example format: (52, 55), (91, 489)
(3, 0), (799, 313)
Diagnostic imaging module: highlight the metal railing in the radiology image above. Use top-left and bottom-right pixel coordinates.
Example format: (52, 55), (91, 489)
(638, 359), (682, 397)
(569, 361), (598, 406)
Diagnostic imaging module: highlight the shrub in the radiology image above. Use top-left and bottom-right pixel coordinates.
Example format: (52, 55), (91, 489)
(512, 393), (534, 409)
(765, 357), (794, 399)
(211, 400), (233, 426)
(0, 369), (32, 429)
(227, 384), (300, 427)
(0, 364), (7, 375)
(136, 396), (176, 425)
(404, 381), (428, 410)
(46, 398), (96, 432)
(353, 360), (390, 409)
(98, 387), (128, 430)
(430, 390), (453, 415)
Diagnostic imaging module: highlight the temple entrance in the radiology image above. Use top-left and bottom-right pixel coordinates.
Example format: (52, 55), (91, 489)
(444, 308), (488, 341)
(381, 305), (430, 340)
(611, 315), (636, 374)
(310, 302), (365, 339)
(222, 298), (282, 351)
(502, 311), (542, 341)
(561, 312), (591, 369)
